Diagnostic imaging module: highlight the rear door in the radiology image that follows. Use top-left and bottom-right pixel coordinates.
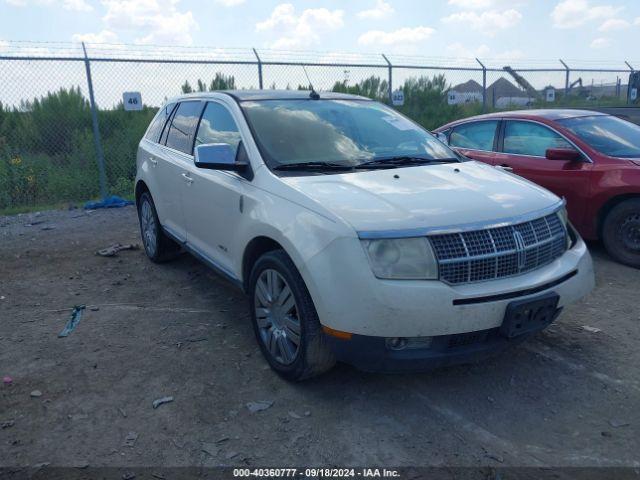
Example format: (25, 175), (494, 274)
(494, 119), (593, 226)
(157, 100), (204, 241)
(448, 120), (500, 165)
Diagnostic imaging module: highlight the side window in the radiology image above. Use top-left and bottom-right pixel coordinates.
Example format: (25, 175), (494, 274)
(503, 121), (574, 157)
(144, 102), (175, 142)
(195, 102), (242, 156)
(164, 101), (203, 154)
(449, 121), (498, 151)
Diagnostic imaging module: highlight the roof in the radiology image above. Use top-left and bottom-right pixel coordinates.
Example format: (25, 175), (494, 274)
(487, 77), (526, 98)
(450, 79), (483, 93)
(497, 109), (608, 120)
(435, 109), (608, 131)
(176, 89), (373, 102)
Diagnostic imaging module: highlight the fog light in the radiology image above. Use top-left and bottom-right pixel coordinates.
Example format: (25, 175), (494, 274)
(386, 337), (408, 350)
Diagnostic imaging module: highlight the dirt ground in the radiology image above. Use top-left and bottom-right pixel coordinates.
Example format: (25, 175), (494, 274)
(1, 206), (639, 473)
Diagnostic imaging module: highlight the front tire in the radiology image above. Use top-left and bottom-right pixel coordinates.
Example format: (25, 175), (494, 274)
(249, 250), (335, 381)
(602, 198), (640, 268)
(137, 192), (180, 263)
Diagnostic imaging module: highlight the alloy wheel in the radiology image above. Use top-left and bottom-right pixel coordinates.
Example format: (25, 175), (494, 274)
(254, 269), (301, 365)
(140, 199), (157, 257)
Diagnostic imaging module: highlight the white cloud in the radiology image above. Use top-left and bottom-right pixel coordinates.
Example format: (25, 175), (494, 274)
(358, 26), (435, 46)
(590, 37), (611, 48)
(63, 0), (91, 10)
(213, 0), (244, 6)
(357, 0), (394, 20)
(256, 4), (344, 49)
(598, 18), (630, 31)
(447, 0), (495, 9)
(72, 29), (118, 43)
(446, 42), (524, 60)
(441, 9), (522, 35)
(634, 17), (640, 26)
(0, 39), (8, 51)
(551, 0), (621, 29)
(102, 0), (198, 45)
(4, 0), (89, 8)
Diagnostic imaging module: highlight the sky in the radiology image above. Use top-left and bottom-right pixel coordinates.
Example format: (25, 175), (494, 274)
(0, 0), (639, 67)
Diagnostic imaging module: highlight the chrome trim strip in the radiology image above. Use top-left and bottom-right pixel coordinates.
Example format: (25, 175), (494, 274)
(357, 200), (565, 239)
(162, 225), (242, 286)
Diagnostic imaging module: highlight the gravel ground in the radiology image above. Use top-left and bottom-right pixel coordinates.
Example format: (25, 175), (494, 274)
(0, 206), (639, 474)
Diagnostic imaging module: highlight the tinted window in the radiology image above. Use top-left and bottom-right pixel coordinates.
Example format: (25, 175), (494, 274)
(503, 121), (573, 157)
(557, 115), (640, 158)
(195, 102), (242, 156)
(450, 121), (498, 151)
(145, 102), (175, 142)
(240, 99), (455, 167)
(165, 101), (203, 154)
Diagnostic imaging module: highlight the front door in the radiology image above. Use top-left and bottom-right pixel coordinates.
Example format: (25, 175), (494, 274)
(182, 101), (246, 276)
(495, 120), (593, 227)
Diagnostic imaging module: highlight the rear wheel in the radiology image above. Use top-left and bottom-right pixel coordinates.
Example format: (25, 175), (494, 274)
(602, 199), (640, 268)
(249, 250), (335, 381)
(137, 192), (180, 263)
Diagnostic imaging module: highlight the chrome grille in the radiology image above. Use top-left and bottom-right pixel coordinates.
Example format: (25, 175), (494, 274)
(429, 213), (567, 285)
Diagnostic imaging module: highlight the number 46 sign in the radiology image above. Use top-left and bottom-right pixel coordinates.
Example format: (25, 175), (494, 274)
(123, 91), (142, 111)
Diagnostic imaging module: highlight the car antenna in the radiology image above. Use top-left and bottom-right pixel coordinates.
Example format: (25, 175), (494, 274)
(302, 65), (320, 99)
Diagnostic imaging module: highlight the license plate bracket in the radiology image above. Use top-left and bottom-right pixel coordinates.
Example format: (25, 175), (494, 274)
(500, 292), (560, 338)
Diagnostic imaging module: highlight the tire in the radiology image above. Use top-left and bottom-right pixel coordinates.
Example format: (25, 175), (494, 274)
(137, 191), (180, 263)
(602, 198), (640, 268)
(249, 250), (336, 381)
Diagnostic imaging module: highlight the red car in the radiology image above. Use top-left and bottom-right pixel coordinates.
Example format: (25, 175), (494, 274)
(434, 110), (640, 268)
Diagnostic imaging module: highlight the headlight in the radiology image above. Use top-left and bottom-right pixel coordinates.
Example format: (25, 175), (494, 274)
(361, 237), (438, 280)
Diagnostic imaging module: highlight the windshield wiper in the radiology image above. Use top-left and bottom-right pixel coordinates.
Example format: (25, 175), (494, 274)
(355, 156), (460, 169)
(273, 161), (354, 172)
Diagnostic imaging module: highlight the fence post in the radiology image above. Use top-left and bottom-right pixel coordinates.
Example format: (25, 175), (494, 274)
(476, 58), (487, 113)
(625, 61), (634, 105)
(559, 59), (570, 100)
(382, 54), (392, 104)
(253, 48), (263, 90)
(82, 42), (107, 200)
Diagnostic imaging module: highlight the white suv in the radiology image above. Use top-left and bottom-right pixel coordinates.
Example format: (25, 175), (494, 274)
(135, 90), (594, 380)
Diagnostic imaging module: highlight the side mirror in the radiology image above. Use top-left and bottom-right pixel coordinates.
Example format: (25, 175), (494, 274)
(434, 132), (449, 145)
(194, 143), (248, 172)
(545, 148), (582, 162)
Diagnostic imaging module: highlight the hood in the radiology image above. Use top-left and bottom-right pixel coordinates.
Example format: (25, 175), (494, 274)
(281, 161), (561, 233)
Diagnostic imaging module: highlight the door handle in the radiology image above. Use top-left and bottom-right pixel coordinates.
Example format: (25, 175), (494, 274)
(149, 157), (158, 166)
(497, 164), (513, 172)
(181, 173), (194, 184)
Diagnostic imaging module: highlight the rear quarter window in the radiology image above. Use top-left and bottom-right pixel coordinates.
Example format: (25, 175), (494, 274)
(145, 102), (176, 143)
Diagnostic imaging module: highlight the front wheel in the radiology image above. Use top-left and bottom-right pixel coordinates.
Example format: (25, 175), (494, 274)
(602, 198), (640, 268)
(249, 250), (335, 381)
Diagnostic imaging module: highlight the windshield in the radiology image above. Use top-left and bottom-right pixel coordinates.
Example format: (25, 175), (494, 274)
(557, 115), (640, 158)
(240, 99), (456, 167)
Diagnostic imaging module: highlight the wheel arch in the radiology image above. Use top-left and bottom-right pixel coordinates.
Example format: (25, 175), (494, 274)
(241, 236), (286, 292)
(597, 193), (640, 238)
(135, 179), (150, 208)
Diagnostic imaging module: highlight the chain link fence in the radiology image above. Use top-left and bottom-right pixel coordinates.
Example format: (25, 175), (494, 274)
(0, 41), (638, 212)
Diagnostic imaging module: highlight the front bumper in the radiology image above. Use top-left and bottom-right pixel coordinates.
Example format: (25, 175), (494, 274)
(326, 307), (562, 373)
(300, 234), (594, 338)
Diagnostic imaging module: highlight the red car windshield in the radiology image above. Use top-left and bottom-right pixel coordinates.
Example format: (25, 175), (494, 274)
(557, 115), (640, 158)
